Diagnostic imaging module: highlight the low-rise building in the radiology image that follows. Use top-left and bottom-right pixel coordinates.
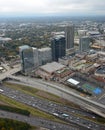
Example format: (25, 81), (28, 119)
(36, 62), (71, 81)
(95, 65), (105, 78)
(54, 67), (73, 81)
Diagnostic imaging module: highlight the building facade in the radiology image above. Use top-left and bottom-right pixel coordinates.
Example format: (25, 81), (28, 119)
(19, 45), (35, 74)
(38, 47), (52, 65)
(65, 25), (74, 49)
(32, 47), (39, 68)
(79, 36), (90, 52)
(51, 35), (66, 61)
(19, 45), (52, 74)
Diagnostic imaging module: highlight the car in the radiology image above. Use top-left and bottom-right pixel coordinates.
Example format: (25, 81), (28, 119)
(62, 113), (69, 117)
(0, 89), (3, 92)
(53, 113), (59, 116)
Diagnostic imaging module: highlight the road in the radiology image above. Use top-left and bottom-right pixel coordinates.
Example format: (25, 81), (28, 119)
(0, 83), (105, 130)
(8, 75), (105, 118)
(0, 110), (73, 130)
(0, 64), (21, 81)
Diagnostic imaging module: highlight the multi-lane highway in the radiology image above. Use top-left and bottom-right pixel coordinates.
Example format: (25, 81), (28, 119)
(8, 75), (105, 118)
(0, 66), (105, 129)
(0, 84), (105, 130)
(0, 64), (105, 118)
(0, 110), (73, 130)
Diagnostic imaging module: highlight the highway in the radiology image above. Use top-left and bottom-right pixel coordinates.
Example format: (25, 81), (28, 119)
(0, 64), (105, 118)
(0, 110), (73, 130)
(8, 75), (105, 118)
(0, 83), (105, 130)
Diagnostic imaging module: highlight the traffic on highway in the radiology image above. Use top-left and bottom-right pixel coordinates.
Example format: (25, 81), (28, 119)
(0, 84), (105, 130)
(0, 110), (73, 130)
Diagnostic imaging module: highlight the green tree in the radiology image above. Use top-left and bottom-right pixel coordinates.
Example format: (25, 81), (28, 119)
(1, 127), (6, 130)
(10, 128), (14, 130)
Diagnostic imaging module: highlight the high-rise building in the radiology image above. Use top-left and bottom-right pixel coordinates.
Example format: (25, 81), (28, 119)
(51, 35), (66, 61)
(32, 47), (39, 67)
(19, 45), (37, 74)
(19, 45), (53, 74)
(79, 36), (90, 52)
(38, 47), (52, 65)
(65, 25), (74, 49)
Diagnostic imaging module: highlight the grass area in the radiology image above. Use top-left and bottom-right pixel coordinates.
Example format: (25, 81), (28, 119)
(3, 82), (80, 108)
(0, 94), (66, 124)
(0, 104), (30, 116)
(29, 126), (38, 130)
(0, 118), (31, 130)
(30, 127), (47, 130)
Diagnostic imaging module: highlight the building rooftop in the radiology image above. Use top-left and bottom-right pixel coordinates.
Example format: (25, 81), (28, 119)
(40, 62), (65, 73)
(51, 31), (65, 36)
(19, 45), (30, 51)
(38, 47), (51, 52)
(97, 51), (105, 56)
(67, 78), (80, 85)
(53, 35), (65, 40)
(87, 31), (100, 35)
(78, 30), (87, 32)
(32, 47), (37, 50)
(0, 37), (12, 41)
(95, 66), (105, 75)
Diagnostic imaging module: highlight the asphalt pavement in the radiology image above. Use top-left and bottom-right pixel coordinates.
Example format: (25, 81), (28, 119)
(0, 84), (105, 130)
(0, 110), (73, 130)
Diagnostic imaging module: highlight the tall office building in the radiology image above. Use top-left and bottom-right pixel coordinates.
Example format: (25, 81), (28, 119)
(79, 36), (90, 52)
(38, 47), (52, 65)
(19, 45), (37, 74)
(65, 25), (74, 49)
(51, 35), (66, 61)
(32, 47), (39, 67)
(19, 45), (53, 74)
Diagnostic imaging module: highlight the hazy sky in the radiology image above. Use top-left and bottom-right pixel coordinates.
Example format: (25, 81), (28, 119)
(0, 0), (105, 16)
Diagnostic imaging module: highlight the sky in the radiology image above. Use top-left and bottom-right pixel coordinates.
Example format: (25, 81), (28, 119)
(0, 0), (105, 17)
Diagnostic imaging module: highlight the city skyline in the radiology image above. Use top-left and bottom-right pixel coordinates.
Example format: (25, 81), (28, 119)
(0, 0), (105, 17)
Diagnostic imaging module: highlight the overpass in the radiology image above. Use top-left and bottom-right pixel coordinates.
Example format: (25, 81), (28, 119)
(0, 64), (21, 81)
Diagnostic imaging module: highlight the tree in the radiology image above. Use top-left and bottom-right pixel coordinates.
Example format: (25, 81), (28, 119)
(1, 127), (6, 130)
(10, 128), (14, 130)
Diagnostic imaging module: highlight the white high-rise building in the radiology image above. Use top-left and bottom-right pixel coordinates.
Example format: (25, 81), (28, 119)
(19, 45), (35, 74)
(65, 25), (74, 49)
(32, 47), (39, 68)
(79, 36), (90, 52)
(19, 45), (52, 74)
(38, 47), (52, 65)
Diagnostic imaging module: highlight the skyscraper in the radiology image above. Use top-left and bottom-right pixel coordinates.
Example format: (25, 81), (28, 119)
(38, 47), (52, 65)
(32, 47), (39, 67)
(79, 36), (90, 52)
(19, 45), (53, 74)
(19, 45), (37, 74)
(51, 35), (66, 61)
(65, 25), (74, 49)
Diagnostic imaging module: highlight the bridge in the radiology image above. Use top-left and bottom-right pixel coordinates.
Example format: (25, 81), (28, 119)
(0, 64), (21, 81)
